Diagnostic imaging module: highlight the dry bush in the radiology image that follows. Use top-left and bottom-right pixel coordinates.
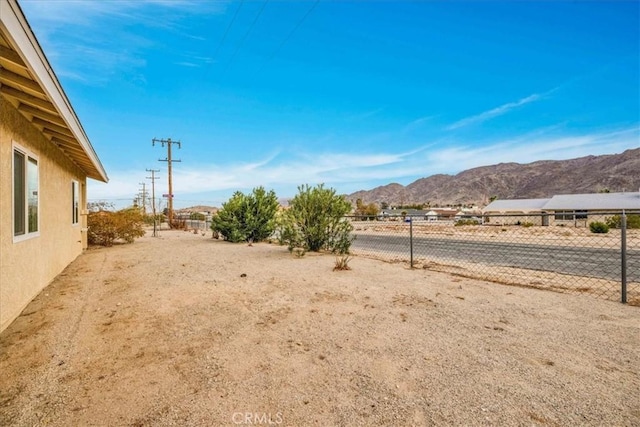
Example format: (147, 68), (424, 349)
(170, 217), (187, 230)
(333, 255), (352, 271)
(88, 208), (145, 246)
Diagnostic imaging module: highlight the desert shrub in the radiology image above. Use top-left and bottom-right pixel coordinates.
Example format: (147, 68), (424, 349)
(333, 255), (352, 271)
(88, 207), (145, 246)
(170, 217), (187, 230)
(455, 219), (480, 226)
(589, 221), (609, 234)
(211, 187), (279, 243)
(606, 214), (640, 229)
(279, 184), (354, 254)
(521, 221), (534, 228)
(190, 212), (206, 221)
(211, 192), (245, 242)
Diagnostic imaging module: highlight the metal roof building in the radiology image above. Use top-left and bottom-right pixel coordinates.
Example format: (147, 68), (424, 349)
(483, 192), (640, 213)
(482, 198), (551, 213)
(543, 192), (640, 211)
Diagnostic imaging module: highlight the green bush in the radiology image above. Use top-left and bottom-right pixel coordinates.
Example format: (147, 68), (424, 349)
(190, 212), (206, 221)
(606, 214), (640, 229)
(211, 187), (279, 243)
(589, 221), (609, 234)
(88, 207), (146, 246)
(279, 184), (354, 254)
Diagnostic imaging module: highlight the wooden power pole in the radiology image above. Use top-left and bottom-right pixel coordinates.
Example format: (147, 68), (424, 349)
(146, 168), (160, 237)
(152, 138), (181, 226)
(138, 182), (148, 215)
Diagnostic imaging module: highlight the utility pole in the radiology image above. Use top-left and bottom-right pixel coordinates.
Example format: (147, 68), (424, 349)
(152, 138), (181, 226)
(138, 182), (148, 215)
(146, 168), (160, 237)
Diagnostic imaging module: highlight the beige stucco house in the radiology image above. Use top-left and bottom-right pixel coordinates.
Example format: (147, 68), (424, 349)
(483, 192), (640, 227)
(0, 0), (108, 332)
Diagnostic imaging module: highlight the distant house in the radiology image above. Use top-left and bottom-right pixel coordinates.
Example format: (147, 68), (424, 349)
(544, 192), (640, 226)
(379, 208), (460, 222)
(379, 208), (426, 219)
(423, 208), (459, 221)
(482, 192), (640, 226)
(481, 198), (551, 225)
(0, 0), (108, 332)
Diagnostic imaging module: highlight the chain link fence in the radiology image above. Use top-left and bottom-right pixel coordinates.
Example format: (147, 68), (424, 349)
(184, 219), (211, 233)
(348, 212), (639, 305)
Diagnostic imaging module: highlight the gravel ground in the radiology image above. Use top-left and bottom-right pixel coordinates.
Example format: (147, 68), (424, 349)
(1, 229), (638, 426)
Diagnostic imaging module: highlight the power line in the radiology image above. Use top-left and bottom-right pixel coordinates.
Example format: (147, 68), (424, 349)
(225, 0), (270, 73)
(212, 0), (244, 60)
(263, 0), (319, 66)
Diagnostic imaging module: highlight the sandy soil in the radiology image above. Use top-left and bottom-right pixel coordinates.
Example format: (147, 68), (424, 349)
(1, 230), (639, 426)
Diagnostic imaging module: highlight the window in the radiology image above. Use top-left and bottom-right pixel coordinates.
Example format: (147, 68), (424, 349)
(72, 180), (79, 225)
(554, 210), (572, 221)
(575, 210), (588, 220)
(13, 146), (39, 240)
(555, 210), (588, 221)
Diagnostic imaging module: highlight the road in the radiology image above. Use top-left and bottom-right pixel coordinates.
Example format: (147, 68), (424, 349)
(352, 233), (639, 282)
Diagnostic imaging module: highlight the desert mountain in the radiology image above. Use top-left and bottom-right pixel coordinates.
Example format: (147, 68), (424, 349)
(348, 148), (640, 208)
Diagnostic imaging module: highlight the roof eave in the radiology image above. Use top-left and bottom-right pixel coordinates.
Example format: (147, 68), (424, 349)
(0, 0), (108, 183)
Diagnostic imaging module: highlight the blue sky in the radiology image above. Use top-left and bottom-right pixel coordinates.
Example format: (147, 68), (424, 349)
(19, 0), (640, 208)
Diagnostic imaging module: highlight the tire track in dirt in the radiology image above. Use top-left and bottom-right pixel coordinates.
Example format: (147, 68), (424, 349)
(0, 249), (110, 425)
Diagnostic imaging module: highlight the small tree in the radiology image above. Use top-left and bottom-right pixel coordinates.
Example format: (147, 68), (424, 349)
(211, 192), (245, 242)
(280, 184), (354, 254)
(211, 187), (279, 243)
(354, 198), (379, 220)
(243, 187), (279, 242)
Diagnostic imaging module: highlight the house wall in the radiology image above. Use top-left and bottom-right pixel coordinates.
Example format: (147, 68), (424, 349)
(485, 212), (622, 227)
(548, 213), (613, 228)
(0, 97), (87, 332)
(482, 212), (544, 226)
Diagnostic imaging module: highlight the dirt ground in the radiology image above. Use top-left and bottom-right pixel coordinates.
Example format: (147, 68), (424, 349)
(1, 230), (639, 426)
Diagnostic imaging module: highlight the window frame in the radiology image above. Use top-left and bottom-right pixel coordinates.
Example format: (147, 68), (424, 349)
(554, 210), (588, 221)
(13, 143), (40, 243)
(72, 180), (79, 225)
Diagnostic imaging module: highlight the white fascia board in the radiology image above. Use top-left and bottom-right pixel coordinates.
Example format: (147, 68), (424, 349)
(0, 0), (108, 182)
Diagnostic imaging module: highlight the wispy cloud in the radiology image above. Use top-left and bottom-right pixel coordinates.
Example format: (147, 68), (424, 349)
(446, 91), (551, 131)
(344, 108), (384, 122)
(403, 115), (438, 133)
(19, 0), (225, 84)
(174, 53), (214, 68)
(426, 126), (639, 173)
(88, 149), (414, 204)
(88, 126), (639, 207)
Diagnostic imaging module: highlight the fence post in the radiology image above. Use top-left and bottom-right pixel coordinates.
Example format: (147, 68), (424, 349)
(621, 211), (627, 304)
(409, 216), (414, 268)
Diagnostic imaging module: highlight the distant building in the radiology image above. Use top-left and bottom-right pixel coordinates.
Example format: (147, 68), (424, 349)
(379, 208), (459, 222)
(482, 192), (640, 226)
(427, 208), (459, 221)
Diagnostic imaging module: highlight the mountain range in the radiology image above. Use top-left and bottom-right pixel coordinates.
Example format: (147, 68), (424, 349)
(347, 148), (640, 208)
